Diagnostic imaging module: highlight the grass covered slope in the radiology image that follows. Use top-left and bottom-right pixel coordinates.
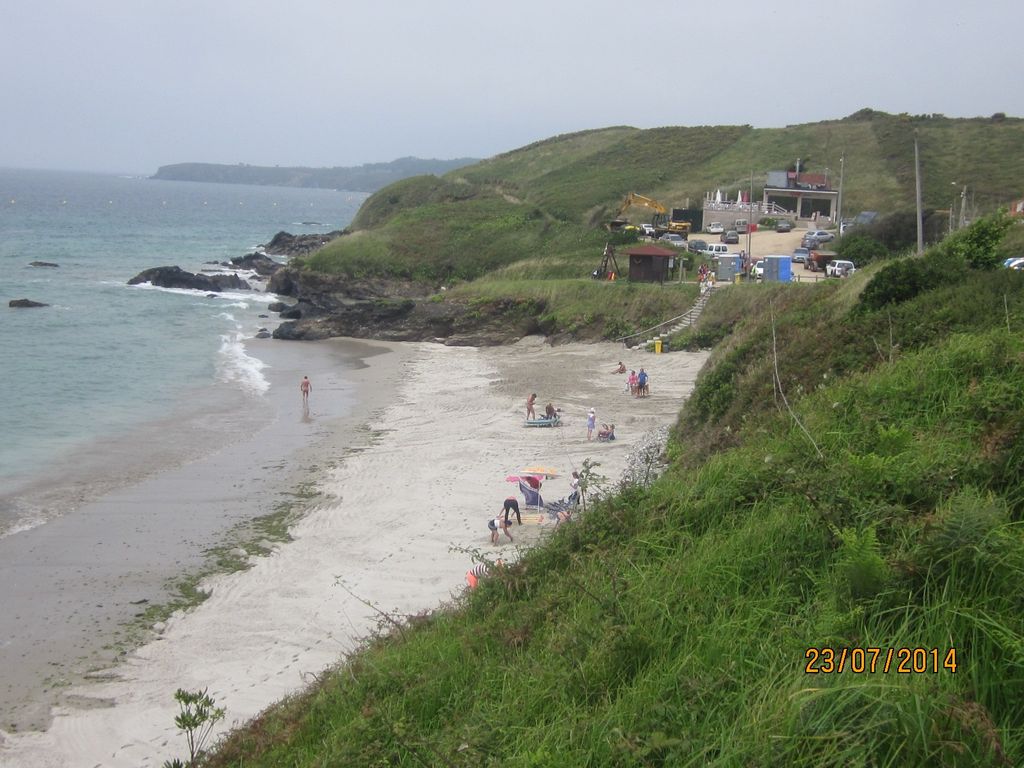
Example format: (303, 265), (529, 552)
(207, 220), (1024, 767)
(304, 112), (1023, 287)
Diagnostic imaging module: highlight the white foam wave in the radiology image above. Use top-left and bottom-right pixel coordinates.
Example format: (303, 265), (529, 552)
(216, 330), (269, 397)
(0, 513), (47, 540)
(217, 312), (237, 322)
(221, 302), (250, 309)
(128, 283), (261, 303)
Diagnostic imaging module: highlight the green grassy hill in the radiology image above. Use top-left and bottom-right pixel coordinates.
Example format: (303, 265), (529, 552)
(204, 217), (1024, 767)
(302, 111), (1023, 287)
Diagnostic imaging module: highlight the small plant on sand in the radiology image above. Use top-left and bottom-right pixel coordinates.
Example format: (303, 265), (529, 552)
(163, 688), (225, 768)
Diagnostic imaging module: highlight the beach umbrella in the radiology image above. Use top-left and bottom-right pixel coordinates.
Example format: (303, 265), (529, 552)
(520, 465), (559, 478)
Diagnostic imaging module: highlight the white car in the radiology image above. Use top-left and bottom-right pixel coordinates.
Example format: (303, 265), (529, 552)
(706, 221), (724, 234)
(639, 223), (656, 236)
(751, 260), (764, 279)
(658, 233), (687, 247)
(826, 260), (856, 277)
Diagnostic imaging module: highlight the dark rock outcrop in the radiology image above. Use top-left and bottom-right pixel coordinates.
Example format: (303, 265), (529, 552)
(230, 252), (283, 277)
(9, 298), (49, 308)
(127, 266), (251, 292)
(29, 261), (59, 268)
(263, 231), (347, 258)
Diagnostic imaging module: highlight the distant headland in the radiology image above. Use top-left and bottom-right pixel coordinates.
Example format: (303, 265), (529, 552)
(150, 156), (479, 193)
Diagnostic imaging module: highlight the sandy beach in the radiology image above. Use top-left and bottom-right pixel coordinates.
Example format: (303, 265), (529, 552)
(0, 338), (708, 768)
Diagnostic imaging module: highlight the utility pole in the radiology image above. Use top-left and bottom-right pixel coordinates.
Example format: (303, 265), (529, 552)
(959, 185), (968, 229)
(836, 153), (845, 231)
(914, 132), (924, 256)
(746, 169), (753, 259)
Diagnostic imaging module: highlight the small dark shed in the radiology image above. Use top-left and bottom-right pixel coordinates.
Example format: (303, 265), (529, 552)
(626, 245), (676, 283)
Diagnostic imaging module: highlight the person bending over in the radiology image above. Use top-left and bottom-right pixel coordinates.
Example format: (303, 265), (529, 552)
(488, 513), (513, 545)
(503, 496), (521, 526)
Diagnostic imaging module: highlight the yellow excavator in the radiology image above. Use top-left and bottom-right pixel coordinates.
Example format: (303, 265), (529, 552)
(607, 192), (690, 237)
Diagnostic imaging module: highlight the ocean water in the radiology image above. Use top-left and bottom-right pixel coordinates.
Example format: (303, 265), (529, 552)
(0, 168), (364, 536)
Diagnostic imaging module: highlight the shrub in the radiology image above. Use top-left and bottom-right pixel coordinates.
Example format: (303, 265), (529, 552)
(938, 210), (1014, 269)
(836, 233), (889, 266)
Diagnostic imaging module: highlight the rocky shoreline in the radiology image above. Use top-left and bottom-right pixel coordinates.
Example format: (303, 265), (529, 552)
(127, 229), (554, 347)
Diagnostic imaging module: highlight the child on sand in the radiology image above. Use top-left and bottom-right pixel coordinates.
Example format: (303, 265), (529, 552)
(586, 408), (596, 440)
(489, 513), (513, 545)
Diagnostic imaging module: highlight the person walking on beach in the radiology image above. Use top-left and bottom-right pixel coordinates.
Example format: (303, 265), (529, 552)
(637, 368), (649, 398)
(488, 513), (513, 545)
(586, 407), (596, 440)
(300, 376), (312, 403)
(526, 393), (537, 420)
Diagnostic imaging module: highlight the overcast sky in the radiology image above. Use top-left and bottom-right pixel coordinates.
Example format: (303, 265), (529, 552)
(2, 0), (1021, 174)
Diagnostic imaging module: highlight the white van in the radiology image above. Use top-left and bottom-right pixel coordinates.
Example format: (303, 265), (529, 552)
(702, 243), (731, 257)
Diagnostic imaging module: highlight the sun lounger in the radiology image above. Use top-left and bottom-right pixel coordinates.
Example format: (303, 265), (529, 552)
(524, 415), (561, 427)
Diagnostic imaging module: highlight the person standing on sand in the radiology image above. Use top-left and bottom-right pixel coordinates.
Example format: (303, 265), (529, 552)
(526, 393), (537, 420)
(300, 376), (312, 403)
(586, 407), (596, 440)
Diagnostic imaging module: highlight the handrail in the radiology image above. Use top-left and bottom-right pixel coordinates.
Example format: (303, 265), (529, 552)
(614, 291), (711, 345)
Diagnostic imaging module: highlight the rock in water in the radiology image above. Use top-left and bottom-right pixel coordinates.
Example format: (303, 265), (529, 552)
(9, 298), (49, 308)
(127, 266), (251, 292)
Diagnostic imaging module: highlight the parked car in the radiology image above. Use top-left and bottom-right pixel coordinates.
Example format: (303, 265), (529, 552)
(706, 221), (724, 234)
(775, 219), (794, 233)
(721, 230), (740, 244)
(802, 229), (835, 247)
(751, 260), (765, 279)
(791, 247), (809, 263)
(658, 233), (687, 247)
(687, 239), (708, 254)
(702, 243), (731, 257)
(639, 223), (656, 236)
(826, 259), (856, 277)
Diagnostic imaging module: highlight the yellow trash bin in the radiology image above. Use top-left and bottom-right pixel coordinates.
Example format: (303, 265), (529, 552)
(654, 339), (663, 354)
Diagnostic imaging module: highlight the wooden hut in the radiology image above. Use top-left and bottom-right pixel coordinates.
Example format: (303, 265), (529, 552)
(626, 245), (676, 283)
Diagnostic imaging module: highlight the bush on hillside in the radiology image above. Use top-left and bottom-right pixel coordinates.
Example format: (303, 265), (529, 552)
(836, 233), (889, 266)
(858, 213), (1013, 309)
(857, 209), (947, 252)
(938, 210), (1014, 269)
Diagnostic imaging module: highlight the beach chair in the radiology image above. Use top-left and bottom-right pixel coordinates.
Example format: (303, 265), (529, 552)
(518, 476), (544, 510)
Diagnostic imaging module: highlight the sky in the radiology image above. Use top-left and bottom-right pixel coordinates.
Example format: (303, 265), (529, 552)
(2, 0), (1021, 174)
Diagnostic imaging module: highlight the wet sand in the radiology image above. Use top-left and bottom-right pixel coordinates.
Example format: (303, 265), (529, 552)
(0, 336), (406, 734)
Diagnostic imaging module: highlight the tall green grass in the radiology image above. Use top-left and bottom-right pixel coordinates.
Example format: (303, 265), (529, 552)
(205, 225), (1024, 767)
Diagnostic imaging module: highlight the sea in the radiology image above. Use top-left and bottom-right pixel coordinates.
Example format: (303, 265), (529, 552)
(0, 167), (365, 538)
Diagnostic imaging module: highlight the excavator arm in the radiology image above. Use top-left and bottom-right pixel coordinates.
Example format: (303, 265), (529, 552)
(615, 192), (668, 218)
